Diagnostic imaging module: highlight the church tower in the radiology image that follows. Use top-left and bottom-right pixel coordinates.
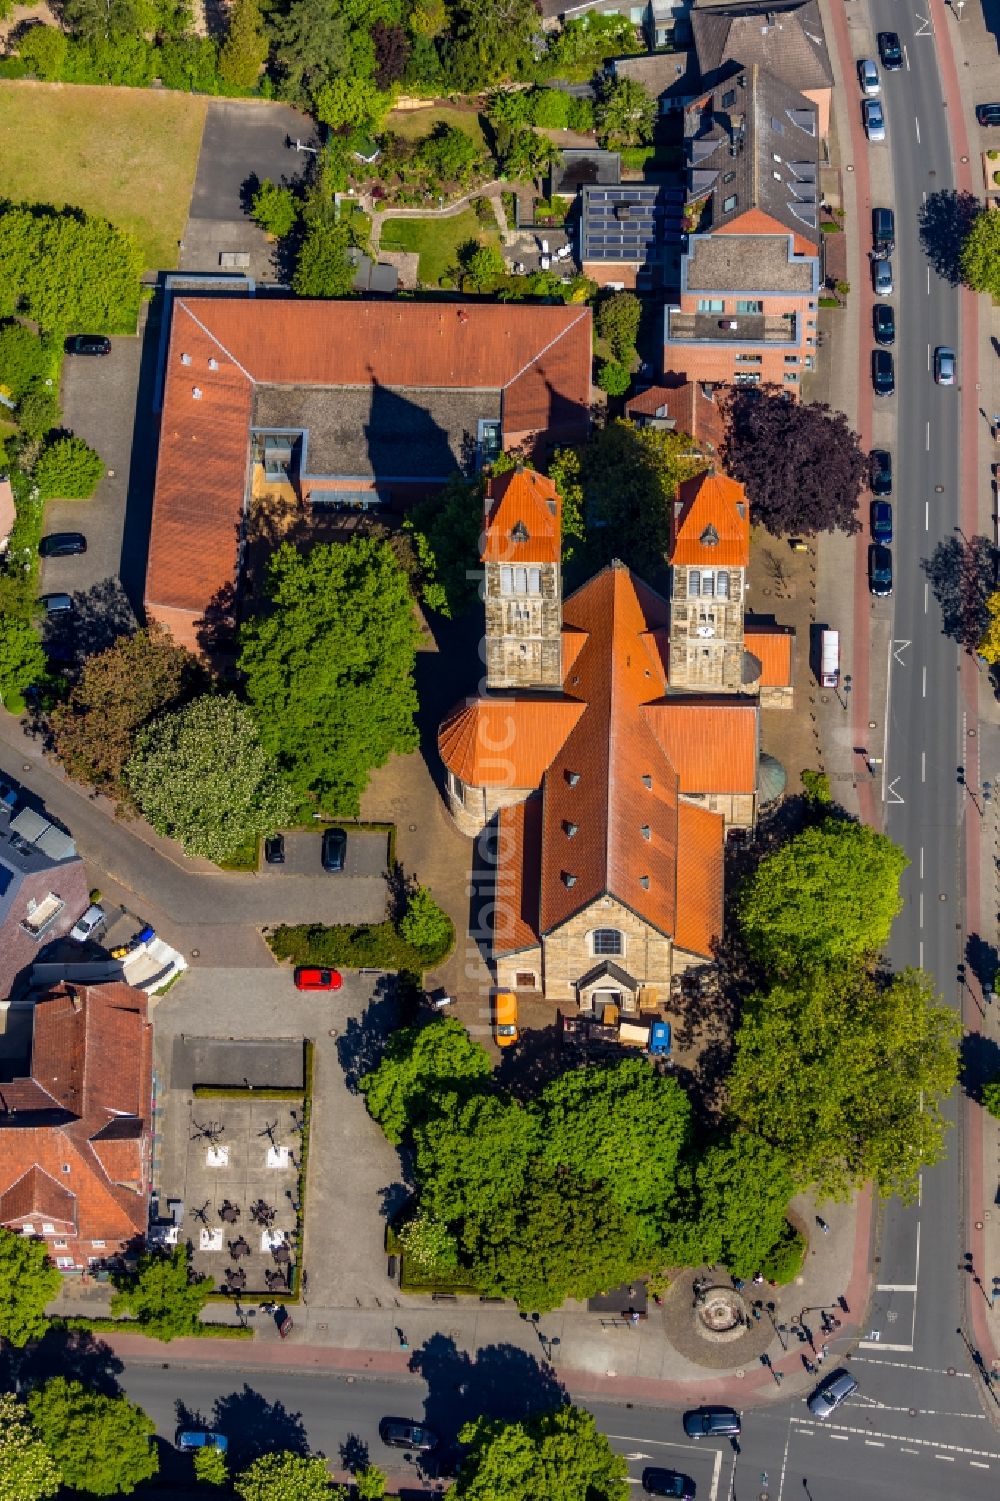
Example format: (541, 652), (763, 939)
(668, 471), (750, 692)
(481, 468), (563, 690)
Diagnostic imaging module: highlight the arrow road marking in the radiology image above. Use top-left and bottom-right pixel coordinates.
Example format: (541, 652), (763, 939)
(893, 639), (911, 664)
(887, 777), (905, 804)
(914, 12), (932, 34)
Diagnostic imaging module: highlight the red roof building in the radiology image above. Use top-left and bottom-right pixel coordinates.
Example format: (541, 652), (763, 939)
(0, 982), (153, 1269)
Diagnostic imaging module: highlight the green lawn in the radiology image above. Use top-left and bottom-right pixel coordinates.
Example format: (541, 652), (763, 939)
(380, 207), (498, 286)
(385, 105), (487, 154)
(0, 82), (206, 270)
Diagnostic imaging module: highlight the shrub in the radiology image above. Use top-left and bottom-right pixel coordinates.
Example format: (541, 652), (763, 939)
(17, 23), (67, 80)
(34, 436), (103, 500)
(0, 322), (49, 399)
(984, 1079), (1000, 1119)
(531, 88), (570, 128)
(398, 885), (455, 962)
(251, 179), (298, 239)
(268, 893), (452, 973)
(800, 769), (832, 803)
(760, 1224), (806, 1284)
(567, 96), (595, 132)
(16, 384), (60, 439)
(596, 358), (630, 396)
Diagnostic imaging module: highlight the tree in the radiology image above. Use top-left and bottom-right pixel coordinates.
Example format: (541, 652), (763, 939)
(596, 291), (641, 363)
(271, 0), (347, 99)
(444, 0), (537, 90)
(596, 359), (630, 396)
(686, 1132), (795, 1278)
(531, 88), (569, 128)
(251, 180), (298, 239)
(0, 1394), (61, 1501)
(126, 693), (298, 863)
(16, 386), (59, 440)
(960, 207), (1000, 297)
(420, 124), (483, 186)
(157, 34), (220, 93)
(17, 23), (67, 79)
(359, 1016), (492, 1144)
(0, 618), (46, 708)
(292, 221), (356, 299)
(0, 204), (143, 330)
(354, 1466), (387, 1501)
(217, 0), (267, 90)
(461, 240), (505, 291)
(47, 624), (203, 803)
(0, 322), (48, 399)
(403, 472), (485, 618)
(27, 1380), (157, 1498)
(728, 966), (960, 1201)
(546, 448), (586, 566)
(923, 533), (998, 655)
(109, 1245), (212, 1339)
(397, 885), (454, 962)
(193, 1446), (229, 1487)
(239, 538), (421, 811)
(503, 130), (559, 190)
(234, 1452), (336, 1501)
(543, 13), (639, 82)
(595, 77), (655, 150)
(314, 74), (389, 133)
(721, 387), (866, 536)
(34, 435), (103, 500)
(738, 816), (908, 971)
(0, 1230), (60, 1347)
(453, 1405), (629, 1501)
(977, 589), (1000, 663)
(372, 20), (409, 88)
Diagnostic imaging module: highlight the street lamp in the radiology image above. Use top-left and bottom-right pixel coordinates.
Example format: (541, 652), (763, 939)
(837, 672), (853, 711)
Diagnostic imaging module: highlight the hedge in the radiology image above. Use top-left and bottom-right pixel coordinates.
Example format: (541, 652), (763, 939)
(267, 917), (452, 974)
(192, 1085), (305, 1100)
(53, 1316), (252, 1339)
(386, 1226), (481, 1298)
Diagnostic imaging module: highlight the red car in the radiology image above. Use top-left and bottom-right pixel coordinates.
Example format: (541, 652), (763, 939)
(293, 967), (343, 991)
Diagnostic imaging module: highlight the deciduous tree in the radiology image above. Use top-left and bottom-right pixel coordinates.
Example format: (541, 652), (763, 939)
(960, 206), (1000, 298)
(420, 124), (483, 186)
(502, 129), (559, 190)
(126, 693), (297, 863)
(595, 77), (655, 149)
(0, 205), (142, 330)
(250, 180), (298, 239)
(193, 1446), (229, 1487)
(26, 1379), (157, 1498)
(977, 588), (1000, 663)
(397, 885), (454, 962)
(0, 321), (49, 399)
(687, 1132), (796, 1278)
(596, 291), (641, 363)
(453, 1405), (629, 1501)
(239, 538), (420, 812)
(372, 20), (409, 88)
(461, 240), (505, 291)
(738, 817), (908, 971)
(0, 1394), (61, 1501)
(109, 1245), (212, 1340)
(596, 358), (630, 396)
(34, 435), (103, 500)
(922, 533), (998, 655)
(0, 618), (46, 708)
(218, 0), (267, 90)
(0, 1230), (60, 1347)
(359, 1016), (492, 1145)
(234, 1452), (337, 1501)
(721, 387), (866, 536)
(17, 23), (67, 79)
(313, 74), (389, 133)
(727, 966), (960, 1201)
(291, 221), (356, 298)
(403, 472), (484, 618)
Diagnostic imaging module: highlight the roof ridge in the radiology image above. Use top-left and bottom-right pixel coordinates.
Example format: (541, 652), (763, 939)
(175, 300), (256, 386)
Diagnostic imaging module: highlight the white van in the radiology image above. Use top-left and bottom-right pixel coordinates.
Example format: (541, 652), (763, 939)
(820, 629), (840, 688)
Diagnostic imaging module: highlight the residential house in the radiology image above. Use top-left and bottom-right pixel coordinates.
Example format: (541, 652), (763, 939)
(625, 380), (727, 455)
(438, 466), (792, 1008)
(0, 801), (89, 1001)
(144, 299), (592, 652)
(580, 183), (687, 289)
(0, 981), (153, 1269)
(540, 0), (684, 49)
(690, 0), (833, 139)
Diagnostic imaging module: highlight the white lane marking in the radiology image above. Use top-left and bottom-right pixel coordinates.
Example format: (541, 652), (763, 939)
(935, 1455), (955, 1462)
(926, 419), (930, 448)
(926, 265), (930, 294)
(877, 1282), (918, 1292)
(856, 1399), (984, 1418)
(709, 1448), (721, 1501)
(915, 116), (921, 144)
(919, 940), (924, 966)
(829, 1433), (849, 1441)
(859, 1340), (914, 1351)
(970, 1461), (991, 1468)
(866, 1439), (886, 1447)
(924, 580), (929, 612)
(902, 1447), (919, 1454)
(922, 665), (927, 698)
(904, 43), (911, 69)
(919, 892), (924, 926)
(925, 498), (929, 530)
(791, 1417), (1000, 1461)
(927, 343), (931, 370)
(920, 846), (924, 878)
(777, 1423), (792, 1501)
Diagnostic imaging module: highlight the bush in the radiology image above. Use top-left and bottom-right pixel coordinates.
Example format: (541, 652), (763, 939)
(16, 384), (60, 439)
(268, 892), (452, 972)
(596, 358), (630, 396)
(567, 96), (594, 132)
(251, 179), (298, 239)
(531, 88), (569, 128)
(398, 885), (455, 962)
(760, 1224), (806, 1284)
(34, 435), (103, 500)
(0, 322), (49, 399)
(800, 769), (832, 803)
(156, 34), (220, 93)
(984, 1079), (1000, 1119)
(17, 23), (67, 80)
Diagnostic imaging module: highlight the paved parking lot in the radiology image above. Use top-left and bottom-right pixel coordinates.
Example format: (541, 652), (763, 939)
(262, 828), (388, 880)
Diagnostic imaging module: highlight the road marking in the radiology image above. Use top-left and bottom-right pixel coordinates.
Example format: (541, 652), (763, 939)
(877, 1283), (918, 1292)
(921, 751), (926, 781)
(856, 1398), (984, 1418)
(866, 1439), (886, 1447)
(791, 1417), (1000, 1461)
(887, 777), (904, 804)
(919, 940), (924, 966)
(919, 891), (924, 926)
(902, 1447), (919, 1454)
(924, 580), (929, 613)
(893, 638), (911, 663)
(926, 266), (930, 295)
(970, 1461), (991, 1468)
(914, 12), (933, 35)
(925, 498), (929, 530)
(926, 419), (930, 448)
(859, 1339), (913, 1350)
(927, 343), (931, 370)
(922, 664), (927, 698)
(829, 1433), (849, 1441)
(915, 115), (921, 144)
(709, 1448), (721, 1501)
(904, 43), (911, 68)
(920, 846), (924, 878)
(935, 1455), (955, 1462)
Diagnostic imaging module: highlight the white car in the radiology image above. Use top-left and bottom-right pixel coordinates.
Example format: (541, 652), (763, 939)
(863, 99), (886, 141)
(858, 58), (880, 96)
(70, 903), (105, 943)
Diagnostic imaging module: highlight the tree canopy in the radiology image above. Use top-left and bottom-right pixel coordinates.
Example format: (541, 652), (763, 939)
(109, 1245), (212, 1339)
(239, 537), (420, 813)
(727, 966), (960, 1201)
(0, 321), (50, 399)
(217, 0), (267, 89)
(738, 817), (907, 971)
(453, 1405), (629, 1501)
(596, 291), (641, 364)
(26, 1380), (157, 1498)
(234, 1452), (339, 1501)
(0, 1230), (60, 1347)
(359, 1016), (492, 1145)
(721, 388), (866, 536)
(292, 221), (357, 299)
(34, 435), (103, 500)
(686, 1132), (797, 1278)
(0, 204), (142, 332)
(0, 618), (46, 709)
(126, 693), (298, 862)
(595, 77), (655, 149)
(960, 207), (1000, 298)
(977, 589), (1000, 663)
(0, 1394), (61, 1501)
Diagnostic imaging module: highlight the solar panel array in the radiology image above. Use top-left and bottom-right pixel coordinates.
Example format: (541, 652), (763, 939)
(582, 186), (686, 261)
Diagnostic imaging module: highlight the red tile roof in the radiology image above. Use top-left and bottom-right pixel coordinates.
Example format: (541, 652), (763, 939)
(672, 470), (750, 567)
(482, 469), (561, 564)
(674, 801), (725, 957)
(626, 381), (727, 453)
(438, 697), (586, 788)
(146, 299), (591, 649)
(494, 797), (543, 955)
(644, 698), (759, 793)
(745, 626), (795, 688)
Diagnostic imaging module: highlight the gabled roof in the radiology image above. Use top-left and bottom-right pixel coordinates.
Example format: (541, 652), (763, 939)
(674, 802), (725, 957)
(438, 697), (586, 788)
(745, 625), (795, 686)
(626, 381), (727, 453)
(482, 469), (561, 565)
(644, 697), (759, 792)
(691, 1), (833, 96)
(672, 471), (750, 566)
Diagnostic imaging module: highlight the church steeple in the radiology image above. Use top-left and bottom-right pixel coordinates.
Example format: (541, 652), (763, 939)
(668, 470), (750, 692)
(481, 468), (563, 690)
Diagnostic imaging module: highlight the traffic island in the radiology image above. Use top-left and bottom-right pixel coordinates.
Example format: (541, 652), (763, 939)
(661, 1270), (774, 1370)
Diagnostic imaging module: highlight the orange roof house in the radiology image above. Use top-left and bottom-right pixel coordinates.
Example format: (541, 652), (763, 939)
(145, 299), (592, 651)
(0, 982), (153, 1269)
(625, 382), (727, 456)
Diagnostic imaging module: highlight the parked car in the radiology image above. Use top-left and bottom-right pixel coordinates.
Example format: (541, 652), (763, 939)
(858, 58), (880, 95)
(872, 206), (895, 258)
(872, 349), (895, 397)
(321, 826), (346, 872)
(65, 334), (111, 357)
(39, 532), (87, 557)
(39, 592), (73, 614)
(682, 1406), (741, 1439)
(492, 990), (519, 1047)
(878, 31), (903, 70)
(70, 903), (106, 943)
(870, 500), (893, 544)
(863, 98), (885, 141)
(872, 257), (893, 296)
(264, 834), (285, 864)
(934, 345), (956, 385)
(379, 1419), (438, 1452)
(177, 1433), (228, 1452)
(976, 102), (1000, 126)
(807, 1368), (859, 1419)
(294, 967), (343, 991)
(870, 448), (892, 496)
(868, 543), (893, 597)
(643, 1470), (696, 1499)
(873, 303), (895, 346)
(428, 987), (455, 1010)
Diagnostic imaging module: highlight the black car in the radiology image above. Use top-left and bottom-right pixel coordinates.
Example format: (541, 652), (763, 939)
(877, 31), (903, 70)
(976, 102), (1000, 127)
(65, 334), (111, 356)
(39, 532), (87, 557)
(873, 303), (895, 346)
(643, 1469), (696, 1499)
(868, 542), (893, 597)
(321, 826), (346, 872)
(682, 1406), (741, 1439)
(872, 349), (895, 397)
(379, 1418), (438, 1452)
(870, 448), (892, 496)
(264, 834), (285, 865)
(870, 500), (893, 545)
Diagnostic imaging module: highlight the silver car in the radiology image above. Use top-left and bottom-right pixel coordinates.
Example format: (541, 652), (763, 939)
(863, 99), (886, 141)
(873, 258), (893, 296)
(807, 1369), (859, 1418)
(858, 58), (880, 96)
(934, 345), (956, 385)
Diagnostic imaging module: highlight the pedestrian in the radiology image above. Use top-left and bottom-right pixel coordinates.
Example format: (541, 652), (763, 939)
(831, 1316), (842, 1330)
(733, 1276), (745, 1293)
(752, 1306), (762, 1322)
(821, 1343), (829, 1360)
(816, 1216), (830, 1234)
(803, 1356), (817, 1374)
(816, 1348), (825, 1366)
(753, 1271), (765, 1285)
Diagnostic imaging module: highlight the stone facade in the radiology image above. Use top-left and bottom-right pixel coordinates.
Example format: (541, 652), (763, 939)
(539, 896), (674, 1008)
(483, 560), (563, 690)
(445, 772), (536, 839)
(668, 561), (747, 691)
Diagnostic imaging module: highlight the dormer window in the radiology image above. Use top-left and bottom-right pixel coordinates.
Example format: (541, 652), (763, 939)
(566, 770), (580, 786)
(511, 521), (529, 542)
(563, 821), (578, 838)
(641, 825), (651, 840)
(639, 876), (650, 889)
(642, 775), (653, 789)
(699, 524), (719, 547)
(562, 872), (577, 888)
